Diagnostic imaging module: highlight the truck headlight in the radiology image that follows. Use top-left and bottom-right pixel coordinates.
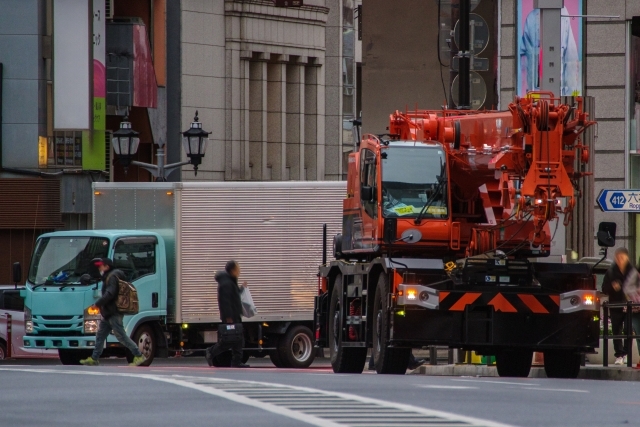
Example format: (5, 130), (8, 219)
(84, 306), (100, 334)
(25, 306), (33, 334)
(84, 320), (98, 334)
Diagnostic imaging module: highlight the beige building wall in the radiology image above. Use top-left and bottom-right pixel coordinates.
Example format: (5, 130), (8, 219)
(177, 0), (351, 182)
(499, 0), (637, 257)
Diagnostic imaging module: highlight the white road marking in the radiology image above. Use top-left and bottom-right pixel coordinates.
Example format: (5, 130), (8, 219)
(453, 379), (540, 386)
(521, 387), (588, 393)
(417, 385), (479, 390)
(0, 367), (516, 427)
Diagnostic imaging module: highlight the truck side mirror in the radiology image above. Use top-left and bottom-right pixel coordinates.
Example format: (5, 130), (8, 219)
(12, 262), (22, 285)
(597, 222), (616, 248)
(361, 185), (373, 202)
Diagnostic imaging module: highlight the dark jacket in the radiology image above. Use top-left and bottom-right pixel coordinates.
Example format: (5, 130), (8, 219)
(216, 271), (242, 324)
(95, 269), (124, 319)
(602, 262), (634, 307)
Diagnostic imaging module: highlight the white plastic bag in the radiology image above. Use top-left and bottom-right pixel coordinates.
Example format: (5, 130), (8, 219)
(240, 287), (257, 318)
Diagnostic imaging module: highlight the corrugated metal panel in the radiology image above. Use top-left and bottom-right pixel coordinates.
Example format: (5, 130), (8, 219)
(0, 179), (63, 229)
(176, 181), (345, 323)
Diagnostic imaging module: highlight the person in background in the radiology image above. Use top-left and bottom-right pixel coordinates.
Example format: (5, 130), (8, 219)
(205, 260), (250, 368)
(80, 258), (146, 367)
(602, 248), (634, 365)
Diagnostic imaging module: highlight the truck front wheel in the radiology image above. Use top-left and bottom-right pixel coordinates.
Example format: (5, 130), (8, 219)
(495, 349), (532, 377)
(278, 325), (316, 369)
(543, 350), (581, 379)
(126, 324), (155, 366)
(58, 349), (92, 365)
(372, 273), (410, 374)
(328, 275), (367, 373)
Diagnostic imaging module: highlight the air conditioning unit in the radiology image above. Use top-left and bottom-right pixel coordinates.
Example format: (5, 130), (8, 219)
(274, 0), (303, 7)
(105, 0), (114, 19)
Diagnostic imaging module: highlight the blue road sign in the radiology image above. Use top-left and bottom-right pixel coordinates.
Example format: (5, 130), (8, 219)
(597, 189), (640, 212)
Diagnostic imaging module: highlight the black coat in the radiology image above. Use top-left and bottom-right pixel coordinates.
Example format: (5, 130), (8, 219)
(602, 262), (634, 307)
(216, 271), (242, 324)
(95, 269), (124, 319)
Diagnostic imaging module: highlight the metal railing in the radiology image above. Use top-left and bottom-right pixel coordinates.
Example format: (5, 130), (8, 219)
(602, 301), (640, 368)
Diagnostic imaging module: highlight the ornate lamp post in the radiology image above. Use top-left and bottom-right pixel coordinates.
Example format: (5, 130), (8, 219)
(112, 111), (210, 181)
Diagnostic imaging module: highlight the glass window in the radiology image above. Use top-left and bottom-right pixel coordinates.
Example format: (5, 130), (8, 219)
(28, 237), (110, 285)
(50, 130), (82, 167)
(381, 146), (448, 219)
(113, 238), (157, 281)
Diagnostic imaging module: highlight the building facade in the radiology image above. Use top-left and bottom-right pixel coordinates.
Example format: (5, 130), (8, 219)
(0, 0), (356, 282)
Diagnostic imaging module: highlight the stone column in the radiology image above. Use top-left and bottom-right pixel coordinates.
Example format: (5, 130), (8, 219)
(305, 58), (325, 180)
(249, 59), (268, 180)
(286, 58), (306, 180)
(267, 55), (288, 180)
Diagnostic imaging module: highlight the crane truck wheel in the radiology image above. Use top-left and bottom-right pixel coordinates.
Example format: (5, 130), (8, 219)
(278, 325), (316, 369)
(58, 349), (93, 365)
(328, 274), (367, 373)
(543, 350), (581, 379)
(125, 324), (155, 366)
(372, 273), (411, 374)
(0, 341), (7, 360)
(495, 349), (533, 377)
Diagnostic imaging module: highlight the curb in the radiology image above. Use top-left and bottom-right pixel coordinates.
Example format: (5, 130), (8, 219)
(410, 364), (640, 381)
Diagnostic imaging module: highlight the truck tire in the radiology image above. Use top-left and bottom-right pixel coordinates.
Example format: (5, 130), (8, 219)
(495, 349), (533, 377)
(328, 274), (367, 373)
(0, 341), (6, 360)
(278, 325), (316, 369)
(372, 273), (411, 374)
(268, 335), (286, 367)
(58, 349), (92, 365)
(543, 350), (581, 379)
(126, 325), (155, 366)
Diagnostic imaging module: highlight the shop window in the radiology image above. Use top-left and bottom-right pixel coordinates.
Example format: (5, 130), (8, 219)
(49, 131), (82, 167)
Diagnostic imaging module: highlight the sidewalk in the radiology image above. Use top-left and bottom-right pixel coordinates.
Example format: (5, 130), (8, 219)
(410, 364), (640, 381)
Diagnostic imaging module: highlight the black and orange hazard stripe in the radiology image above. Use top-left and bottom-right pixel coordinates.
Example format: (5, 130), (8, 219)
(438, 291), (560, 314)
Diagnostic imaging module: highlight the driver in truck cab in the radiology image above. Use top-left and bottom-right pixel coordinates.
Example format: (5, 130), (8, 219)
(79, 258), (146, 367)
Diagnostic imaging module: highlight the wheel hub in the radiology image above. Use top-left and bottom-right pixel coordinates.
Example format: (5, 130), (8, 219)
(376, 310), (382, 353)
(138, 332), (153, 358)
(291, 333), (312, 362)
(332, 309), (340, 352)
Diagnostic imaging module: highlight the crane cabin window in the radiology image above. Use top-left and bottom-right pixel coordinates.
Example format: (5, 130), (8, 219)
(381, 145), (448, 219)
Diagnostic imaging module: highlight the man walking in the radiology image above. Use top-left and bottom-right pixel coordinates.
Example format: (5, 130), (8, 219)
(205, 260), (249, 368)
(80, 258), (146, 366)
(603, 248), (634, 365)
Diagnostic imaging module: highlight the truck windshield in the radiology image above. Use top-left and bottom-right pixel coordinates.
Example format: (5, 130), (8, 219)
(381, 146), (448, 218)
(28, 237), (110, 285)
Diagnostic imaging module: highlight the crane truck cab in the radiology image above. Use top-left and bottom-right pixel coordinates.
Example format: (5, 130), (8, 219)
(315, 93), (603, 378)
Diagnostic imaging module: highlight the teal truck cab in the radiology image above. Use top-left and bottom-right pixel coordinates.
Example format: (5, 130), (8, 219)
(22, 230), (167, 365)
(20, 181), (345, 367)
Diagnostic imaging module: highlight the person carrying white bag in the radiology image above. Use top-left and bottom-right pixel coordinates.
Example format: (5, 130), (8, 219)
(240, 285), (258, 318)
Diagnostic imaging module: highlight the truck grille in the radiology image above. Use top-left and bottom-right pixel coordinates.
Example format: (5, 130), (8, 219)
(40, 315), (75, 321)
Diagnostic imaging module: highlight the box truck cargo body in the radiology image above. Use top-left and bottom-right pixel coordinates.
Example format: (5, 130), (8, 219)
(21, 181), (344, 367)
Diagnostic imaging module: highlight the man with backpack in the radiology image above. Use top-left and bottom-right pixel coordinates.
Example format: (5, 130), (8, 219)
(79, 258), (146, 366)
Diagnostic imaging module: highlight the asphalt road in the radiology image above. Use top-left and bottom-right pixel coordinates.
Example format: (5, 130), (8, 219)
(2, 357), (640, 427)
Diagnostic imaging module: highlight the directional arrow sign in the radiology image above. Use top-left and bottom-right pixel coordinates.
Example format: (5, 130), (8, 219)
(597, 189), (640, 212)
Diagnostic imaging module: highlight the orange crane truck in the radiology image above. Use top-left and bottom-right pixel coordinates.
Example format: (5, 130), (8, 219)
(315, 92), (609, 378)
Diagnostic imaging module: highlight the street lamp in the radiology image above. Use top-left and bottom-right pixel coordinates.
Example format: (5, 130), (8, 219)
(182, 111), (210, 176)
(111, 116), (140, 170)
(111, 110), (210, 181)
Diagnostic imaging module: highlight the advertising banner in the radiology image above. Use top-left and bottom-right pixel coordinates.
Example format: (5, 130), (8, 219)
(83, 0), (107, 170)
(517, 0), (583, 96)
